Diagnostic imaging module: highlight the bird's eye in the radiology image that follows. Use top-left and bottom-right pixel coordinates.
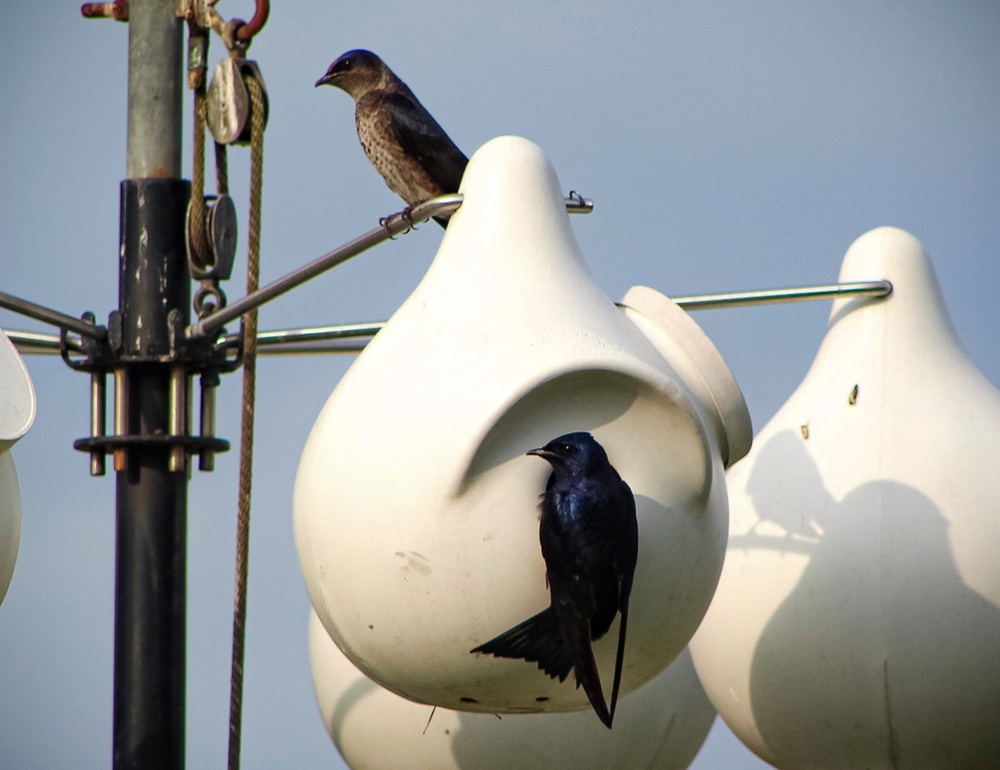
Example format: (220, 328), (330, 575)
(341, 58), (353, 70)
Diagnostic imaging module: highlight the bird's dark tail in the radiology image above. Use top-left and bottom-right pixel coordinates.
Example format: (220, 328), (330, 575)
(608, 597), (630, 725)
(553, 601), (613, 728)
(470, 607), (573, 682)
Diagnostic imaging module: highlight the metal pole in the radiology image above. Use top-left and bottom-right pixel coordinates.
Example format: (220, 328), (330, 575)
(126, 0), (182, 179)
(114, 1), (188, 767)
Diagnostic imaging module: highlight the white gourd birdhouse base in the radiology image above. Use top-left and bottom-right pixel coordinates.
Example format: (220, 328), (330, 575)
(308, 610), (716, 770)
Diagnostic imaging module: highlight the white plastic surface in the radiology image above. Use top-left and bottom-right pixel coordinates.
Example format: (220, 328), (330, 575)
(0, 452), (21, 605)
(294, 136), (749, 714)
(308, 610), (716, 770)
(0, 330), (31, 606)
(621, 285), (752, 469)
(0, 330), (35, 454)
(689, 227), (1000, 768)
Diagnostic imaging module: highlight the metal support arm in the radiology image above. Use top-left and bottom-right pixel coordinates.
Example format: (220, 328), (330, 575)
(0, 290), (107, 340)
(8, 279), (893, 357)
(185, 193), (594, 340)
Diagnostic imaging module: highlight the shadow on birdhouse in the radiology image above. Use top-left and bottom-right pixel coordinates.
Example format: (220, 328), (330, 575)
(307, 609), (717, 769)
(690, 227), (1000, 768)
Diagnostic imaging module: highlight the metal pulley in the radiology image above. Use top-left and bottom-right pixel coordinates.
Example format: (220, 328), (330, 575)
(206, 58), (269, 146)
(207, 194), (237, 277)
(188, 193), (237, 280)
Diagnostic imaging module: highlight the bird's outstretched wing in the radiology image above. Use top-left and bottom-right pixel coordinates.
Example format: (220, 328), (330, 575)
(470, 607), (573, 682)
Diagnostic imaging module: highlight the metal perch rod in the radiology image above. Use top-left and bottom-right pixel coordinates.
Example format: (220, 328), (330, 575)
(238, 279), (892, 353)
(237, 278), (893, 351)
(214, 323), (384, 354)
(671, 280), (892, 310)
(185, 193), (593, 339)
(0, 290), (107, 340)
(9, 280), (891, 356)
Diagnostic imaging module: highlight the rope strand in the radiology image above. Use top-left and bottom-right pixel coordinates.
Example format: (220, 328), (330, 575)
(189, 74), (212, 269)
(228, 70), (265, 770)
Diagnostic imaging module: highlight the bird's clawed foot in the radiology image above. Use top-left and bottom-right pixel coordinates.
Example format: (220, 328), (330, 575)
(379, 206), (419, 239)
(378, 214), (400, 239)
(401, 205), (419, 232)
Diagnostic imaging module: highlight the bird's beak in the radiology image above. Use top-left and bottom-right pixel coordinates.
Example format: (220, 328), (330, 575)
(315, 73), (335, 88)
(527, 448), (557, 460)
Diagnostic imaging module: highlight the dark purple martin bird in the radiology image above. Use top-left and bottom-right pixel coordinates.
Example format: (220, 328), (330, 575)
(471, 432), (639, 728)
(315, 49), (468, 227)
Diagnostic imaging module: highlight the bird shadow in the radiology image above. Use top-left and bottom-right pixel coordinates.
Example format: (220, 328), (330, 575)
(735, 432), (1000, 767)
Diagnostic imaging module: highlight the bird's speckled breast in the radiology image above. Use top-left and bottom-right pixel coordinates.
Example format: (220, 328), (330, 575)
(355, 101), (439, 206)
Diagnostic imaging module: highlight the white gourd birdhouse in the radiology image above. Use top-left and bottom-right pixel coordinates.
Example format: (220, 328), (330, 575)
(689, 227), (1000, 768)
(0, 329), (35, 604)
(307, 610), (716, 770)
(294, 136), (751, 714)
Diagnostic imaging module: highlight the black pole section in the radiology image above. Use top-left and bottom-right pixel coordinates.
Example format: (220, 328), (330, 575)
(113, 1), (188, 767)
(114, 179), (190, 769)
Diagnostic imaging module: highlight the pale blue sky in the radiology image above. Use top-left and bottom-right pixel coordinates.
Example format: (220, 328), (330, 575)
(2, 1), (998, 767)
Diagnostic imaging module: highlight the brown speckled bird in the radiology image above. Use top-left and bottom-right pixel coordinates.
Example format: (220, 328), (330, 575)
(316, 49), (468, 227)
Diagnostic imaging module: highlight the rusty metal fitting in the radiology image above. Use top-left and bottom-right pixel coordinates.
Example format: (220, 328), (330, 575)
(234, 0), (269, 42)
(81, 0), (129, 21)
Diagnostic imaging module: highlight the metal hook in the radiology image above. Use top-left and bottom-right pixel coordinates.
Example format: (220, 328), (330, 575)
(233, 0), (270, 43)
(194, 283), (228, 319)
